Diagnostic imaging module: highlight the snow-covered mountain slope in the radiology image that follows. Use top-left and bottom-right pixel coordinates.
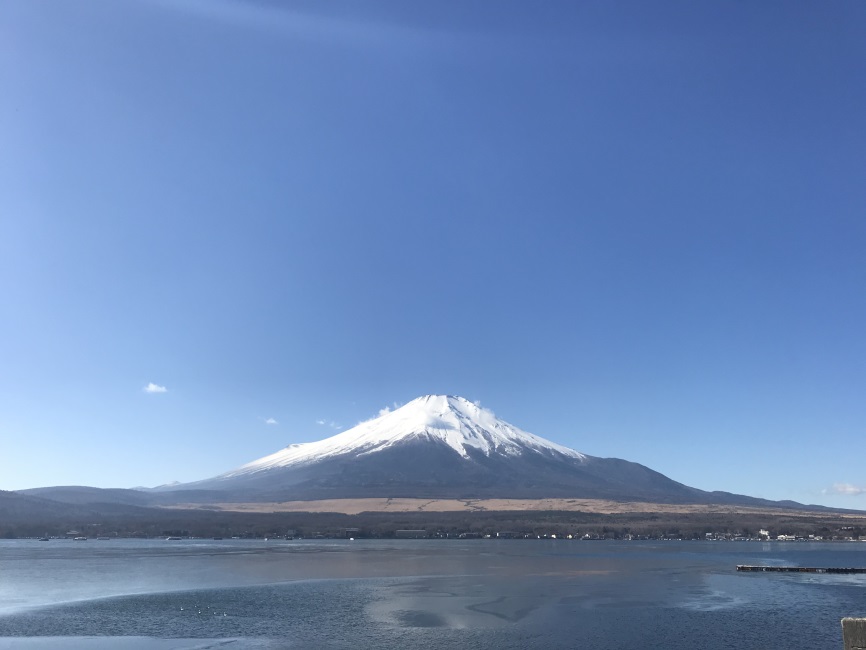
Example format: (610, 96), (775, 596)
(149, 394), (771, 505)
(220, 395), (586, 479)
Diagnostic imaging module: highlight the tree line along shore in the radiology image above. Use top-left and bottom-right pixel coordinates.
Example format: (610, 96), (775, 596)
(4, 507), (865, 541)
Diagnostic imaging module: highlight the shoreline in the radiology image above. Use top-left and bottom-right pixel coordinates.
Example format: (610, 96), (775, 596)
(162, 497), (866, 517)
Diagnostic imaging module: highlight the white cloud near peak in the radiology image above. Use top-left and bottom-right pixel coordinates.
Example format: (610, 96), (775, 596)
(264, 418), (278, 425)
(143, 382), (168, 394)
(357, 402), (402, 426)
(378, 401), (401, 417)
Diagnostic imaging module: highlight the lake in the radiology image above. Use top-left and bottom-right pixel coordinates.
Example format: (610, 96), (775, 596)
(1, 538), (864, 648)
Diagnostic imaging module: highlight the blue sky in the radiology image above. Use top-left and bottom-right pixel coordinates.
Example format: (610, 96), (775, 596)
(1, 0), (864, 508)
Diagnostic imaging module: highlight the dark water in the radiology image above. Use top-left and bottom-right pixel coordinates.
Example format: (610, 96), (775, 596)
(1, 539), (864, 648)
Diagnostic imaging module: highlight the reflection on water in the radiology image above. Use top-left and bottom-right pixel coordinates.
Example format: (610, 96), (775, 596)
(0, 539), (864, 648)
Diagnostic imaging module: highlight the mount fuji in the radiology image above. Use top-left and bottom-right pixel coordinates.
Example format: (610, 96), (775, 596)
(150, 395), (769, 506)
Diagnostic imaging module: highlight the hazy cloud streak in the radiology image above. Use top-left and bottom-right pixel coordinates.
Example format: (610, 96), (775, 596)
(827, 483), (865, 496)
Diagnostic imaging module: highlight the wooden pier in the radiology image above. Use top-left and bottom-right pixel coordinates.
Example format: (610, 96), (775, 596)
(737, 565), (866, 574)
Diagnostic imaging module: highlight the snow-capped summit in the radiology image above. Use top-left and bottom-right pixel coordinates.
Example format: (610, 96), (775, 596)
(222, 395), (585, 479)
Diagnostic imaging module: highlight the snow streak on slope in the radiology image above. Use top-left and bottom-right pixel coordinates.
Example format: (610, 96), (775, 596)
(221, 395), (586, 478)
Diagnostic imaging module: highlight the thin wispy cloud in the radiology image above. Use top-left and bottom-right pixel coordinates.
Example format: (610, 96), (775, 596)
(160, 0), (447, 51)
(143, 382), (168, 394)
(264, 417), (278, 425)
(316, 419), (343, 430)
(826, 483), (865, 496)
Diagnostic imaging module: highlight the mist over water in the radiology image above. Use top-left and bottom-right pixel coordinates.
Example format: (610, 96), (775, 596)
(1, 539), (864, 648)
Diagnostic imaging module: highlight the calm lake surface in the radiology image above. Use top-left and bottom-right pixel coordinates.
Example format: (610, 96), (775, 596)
(1, 538), (864, 649)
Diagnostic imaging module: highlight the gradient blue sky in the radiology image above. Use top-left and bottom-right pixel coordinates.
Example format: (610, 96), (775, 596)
(1, 0), (864, 508)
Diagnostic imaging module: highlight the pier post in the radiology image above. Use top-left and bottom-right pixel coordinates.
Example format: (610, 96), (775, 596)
(842, 618), (866, 650)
